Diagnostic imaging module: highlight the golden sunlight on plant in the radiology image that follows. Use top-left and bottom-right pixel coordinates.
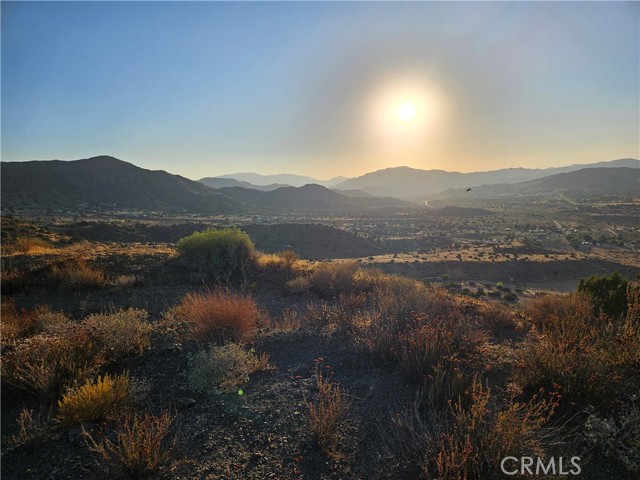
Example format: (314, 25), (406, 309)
(57, 373), (131, 425)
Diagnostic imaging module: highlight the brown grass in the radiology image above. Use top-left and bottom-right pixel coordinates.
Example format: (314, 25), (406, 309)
(49, 258), (107, 289)
(12, 236), (53, 254)
(516, 293), (640, 409)
(1, 301), (71, 343)
(84, 411), (175, 479)
(175, 290), (259, 344)
(305, 362), (351, 456)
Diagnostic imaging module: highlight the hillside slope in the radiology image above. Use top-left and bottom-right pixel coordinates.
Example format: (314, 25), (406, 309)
(1, 156), (242, 214)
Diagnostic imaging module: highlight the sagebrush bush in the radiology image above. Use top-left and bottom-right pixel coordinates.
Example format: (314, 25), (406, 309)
(49, 258), (106, 289)
(175, 290), (259, 343)
(84, 411), (175, 479)
(57, 373), (131, 425)
(83, 308), (153, 362)
(284, 275), (312, 294)
(188, 343), (270, 395)
(2, 330), (103, 399)
(176, 227), (254, 280)
(578, 272), (628, 318)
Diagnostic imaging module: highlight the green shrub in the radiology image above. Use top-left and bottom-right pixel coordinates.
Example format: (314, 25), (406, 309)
(176, 227), (254, 280)
(187, 343), (270, 395)
(578, 272), (628, 319)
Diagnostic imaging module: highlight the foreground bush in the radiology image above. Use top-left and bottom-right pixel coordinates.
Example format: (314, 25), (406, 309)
(175, 290), (259, 343)
(188, 343), (271, 395)
(2, 330), (103, 400)
(12, 236), (52, 254)
(517, 293), (640, 409)
(57, 373), (131, 425)
(84, 411), (174, 479)
(176, 227), (254, 281)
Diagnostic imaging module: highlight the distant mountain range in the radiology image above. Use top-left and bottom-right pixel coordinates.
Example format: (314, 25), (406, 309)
(332, 158), (639, 199)
(213, 184), (407, 210)
(199, 177), (289, 191)
(216, 172), (348, 188)
(435, 166), (640, 199)
(1, 156), (242, 214)
(2, 156), (637, 215)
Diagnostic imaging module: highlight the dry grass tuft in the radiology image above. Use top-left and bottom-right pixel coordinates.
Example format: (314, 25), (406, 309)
(12, 236), (53, 254)
(175, 290), (259, 344)
(84, 411), (175, 479)
(49, 258), (107, 289)
(305, 362), (351, 456)
(57, 373), (131, 425)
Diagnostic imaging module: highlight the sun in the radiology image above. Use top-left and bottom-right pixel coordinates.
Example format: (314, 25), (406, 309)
(397, 102), (417, 122)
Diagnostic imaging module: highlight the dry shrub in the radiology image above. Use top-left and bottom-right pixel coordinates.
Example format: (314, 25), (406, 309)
(310, 261), (364, 296)
(1, 268), (31, 293)
(399, 314), (486, 383)
(13, 236), (52, 254)
(305, 363), (351, 455)
(84, 411), (175, 479)
(175, 290), (259, 343)
(83, 308), (153, 362)
(2, 329), (103, 400)
(57, 373), (131, 425)
(474, 300), (520, 336)
(427, 382), (557, 480)
(284, 275), (312, 294)
(256, 250), (300, 271)
(516, 294), (640, 408)
(1, 301), (70, 343)
(188, 343), (270, 395)
(7, 408), (51, 449)
(49, 258), (106, 289)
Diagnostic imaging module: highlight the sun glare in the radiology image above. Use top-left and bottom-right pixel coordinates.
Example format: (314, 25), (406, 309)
(397, 102), (417, 122)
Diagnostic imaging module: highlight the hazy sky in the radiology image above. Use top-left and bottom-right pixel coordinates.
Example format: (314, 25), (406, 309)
(2, 1), (638, 180)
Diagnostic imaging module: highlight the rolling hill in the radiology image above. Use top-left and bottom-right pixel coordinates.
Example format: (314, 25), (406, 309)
(198, 177), (289, 191)
(435, 167), (640, 198)
(335, 158), (639, 199)
(217, 172), (348, 188)
(1, 156), (243, 214)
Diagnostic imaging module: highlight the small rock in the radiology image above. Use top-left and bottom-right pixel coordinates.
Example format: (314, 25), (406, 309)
(176, 397), (197, 410)
(67, 427), (84, 444)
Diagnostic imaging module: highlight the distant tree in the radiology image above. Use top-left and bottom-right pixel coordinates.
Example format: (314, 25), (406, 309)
(577, 272), (628, 319)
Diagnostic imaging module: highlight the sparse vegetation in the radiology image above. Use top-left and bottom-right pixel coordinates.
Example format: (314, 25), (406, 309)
(84, 411), (175, 479)
(49, 258), (107, 289)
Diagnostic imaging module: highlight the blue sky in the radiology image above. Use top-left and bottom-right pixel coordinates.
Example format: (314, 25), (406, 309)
(2, 1), (638, 179)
